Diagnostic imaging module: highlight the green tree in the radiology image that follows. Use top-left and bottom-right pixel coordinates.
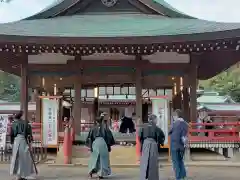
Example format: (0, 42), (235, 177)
(0, 71), (20, 102)
(199, 68), (240, 102)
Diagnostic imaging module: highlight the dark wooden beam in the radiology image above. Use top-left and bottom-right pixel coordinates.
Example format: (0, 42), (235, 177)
(198, 51), (240, 80)
(0, 66), (20, 76)
(140, 61), (189, 70)
(61, 0), (94, 15)
(0, 53), (27, 75)
(80, 60), (137, 67)
(28, 60), (188, 74)
(52, 0), (82, 17)
(128, 0), (156, 14)
(72, 59), (188, 69)
(29, 64), (73, 72)
(137, 0), (166, 16)
(0, 52), (25, 65)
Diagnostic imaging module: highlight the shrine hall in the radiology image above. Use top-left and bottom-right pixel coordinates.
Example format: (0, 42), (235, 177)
(0, 0), (240, 138)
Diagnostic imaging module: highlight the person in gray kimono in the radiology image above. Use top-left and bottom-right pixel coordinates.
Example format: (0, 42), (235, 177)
(10, 111), (37, 180)
(139, 114), (165, 180)
(86, 114), (115, 179)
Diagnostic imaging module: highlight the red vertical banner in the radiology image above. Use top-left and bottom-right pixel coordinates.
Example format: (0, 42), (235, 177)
(136, 127), (141, 164)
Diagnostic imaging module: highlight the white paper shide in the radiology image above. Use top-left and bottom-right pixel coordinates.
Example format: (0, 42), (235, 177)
(42, 98), (58, 147)
(0, 114), (9, 148)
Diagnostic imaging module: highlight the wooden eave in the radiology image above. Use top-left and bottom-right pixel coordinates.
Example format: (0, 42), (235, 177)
(0, 29), (239, 80)
(79, 100), (151, 105)
(197, 50), (240, 80)
(0, 28), (240, 46)
(1, 14), (240, 80)
(0, 50), (239, 80)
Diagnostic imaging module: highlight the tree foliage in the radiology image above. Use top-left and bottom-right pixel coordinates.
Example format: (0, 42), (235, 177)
(199, 68), (240, 102)
(0, 71), (20, 102)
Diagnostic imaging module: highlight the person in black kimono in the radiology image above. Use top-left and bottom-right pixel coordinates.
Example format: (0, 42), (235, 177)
(139, 114), (165, 180)
(119, 116), (136, 133)
(86, 114), (115, 179)
(10, 111), (37, 180)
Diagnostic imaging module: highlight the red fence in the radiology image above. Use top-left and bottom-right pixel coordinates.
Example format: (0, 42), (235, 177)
(189, 122), (240, 142)
(7, 121), (240, 144)
(7, 122), (95, 143)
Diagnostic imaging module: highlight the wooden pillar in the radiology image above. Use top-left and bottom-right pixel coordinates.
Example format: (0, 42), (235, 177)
(189, 57), (198, 123)
(135, 56), (142, 164)
(93, 87), (99, 123)
(20, 58), (28, 120)
(73, 57), (82, 133)
(176, 77), (181, 94)
(183, 75), (190, 122)
(172, 77), (182, 110)
(74, 76), (82, 133)
(135, 61), (142, 122)
(35, 91), (41, 123)
(35, 79), (45, 124)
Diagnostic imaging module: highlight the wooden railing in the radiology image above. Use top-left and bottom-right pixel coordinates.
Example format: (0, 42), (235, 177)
(189, 122), (240, 142)
(7, 122), (42, 134)
(6, 121), (240, 143)
(7, 122), (64, 142)
(7, 122), (96, 143)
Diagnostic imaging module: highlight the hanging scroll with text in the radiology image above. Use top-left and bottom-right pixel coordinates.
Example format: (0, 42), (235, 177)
(151, 96), (170, 145)
(41, 98), (59, 147)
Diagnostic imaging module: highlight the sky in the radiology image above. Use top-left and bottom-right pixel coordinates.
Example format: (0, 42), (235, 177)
(0, 0), (239, 23)
(0, 0), (60, 23)
(166, 0), (240, 22)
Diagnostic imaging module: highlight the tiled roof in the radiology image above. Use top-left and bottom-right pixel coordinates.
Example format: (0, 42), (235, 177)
(0, 102), (36, 111)
(198, 104), (240, 112)
(197, 95), (235, 104)
(153, 0), (193, 18)
(0, 14), (240, 37)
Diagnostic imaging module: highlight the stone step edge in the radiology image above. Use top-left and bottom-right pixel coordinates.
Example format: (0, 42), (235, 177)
(47, 161), (240, 168)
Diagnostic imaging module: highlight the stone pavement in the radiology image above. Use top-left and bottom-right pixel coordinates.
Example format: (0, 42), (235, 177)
(0, 164), (239, 179)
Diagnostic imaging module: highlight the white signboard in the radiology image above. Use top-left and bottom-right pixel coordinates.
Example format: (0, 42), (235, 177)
(41, 98), (58, 147)
(151, 97), (169, 144)
(0, 114), (9, 148)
